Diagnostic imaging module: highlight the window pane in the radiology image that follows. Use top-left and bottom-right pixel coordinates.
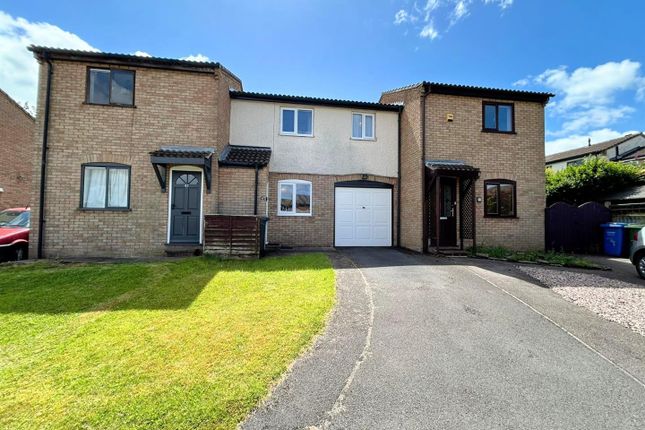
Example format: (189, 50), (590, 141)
(498, 105), (512, 132)
(485, 184), (498, 215)
(296, 183), (311, 214)
(88, 69), (110, 104)
(282, 109), (295, 133)
(110, 70), (134, 105)
(352, 114), (362, 138)
(484, 104), (496, 129)
(108, 168), (129, 208)
(364, 115), (374, 138)
(297, 110), (313, 135)
(280, 183), (294, 212)
(83, 166), (107, 208)
(499, 183), (514, 216)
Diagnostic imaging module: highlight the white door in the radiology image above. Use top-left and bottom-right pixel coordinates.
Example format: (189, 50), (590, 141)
(335, 187), (392, 247)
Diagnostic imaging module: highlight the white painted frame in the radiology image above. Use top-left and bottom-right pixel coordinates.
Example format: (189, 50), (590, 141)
(277, 179), (313, 216)
(280, 107), (314, 137)
(166, 165), (205, 244)
(351, 112), (376, 141)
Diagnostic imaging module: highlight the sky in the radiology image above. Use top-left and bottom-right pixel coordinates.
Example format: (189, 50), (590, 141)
(1, 0), (644, 155)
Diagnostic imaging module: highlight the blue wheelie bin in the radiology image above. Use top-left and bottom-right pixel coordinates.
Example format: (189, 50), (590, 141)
(600, 223), (626, 257)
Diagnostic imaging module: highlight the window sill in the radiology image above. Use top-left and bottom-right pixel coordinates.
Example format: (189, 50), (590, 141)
(277, 212), (312, 217)
(83, 102), (137, 109)
(350, 137), (376, 142)
(484, 215), (518, 219)
(279, 133), (314, 138)
(481, 129), (516, 135)
(79, 207), (131, 212)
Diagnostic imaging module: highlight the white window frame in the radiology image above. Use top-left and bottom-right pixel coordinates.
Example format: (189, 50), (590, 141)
(280, 107), (314, 137)
(351, 112), (375, 140)
(277, 179), (312, 216)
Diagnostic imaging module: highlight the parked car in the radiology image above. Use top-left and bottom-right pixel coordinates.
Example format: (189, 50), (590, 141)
(629, 227), (645, 279)
(0, 207), (30, 261)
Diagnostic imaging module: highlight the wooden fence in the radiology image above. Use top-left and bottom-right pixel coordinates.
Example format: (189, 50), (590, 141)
(203, 215), (265, 259)
(545, 201), (611, 253)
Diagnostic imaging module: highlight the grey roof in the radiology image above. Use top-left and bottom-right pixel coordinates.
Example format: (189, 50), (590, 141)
(230, 90), (401, 111)
(381, 81), (553, 103)
(545, 133), (643, 163)
(150, 146), (215, 158)
(219, 145), (272, 167)
(28, 46), (242, 85)
(603, 184), (645, 202)
(425, 160), (479, 172)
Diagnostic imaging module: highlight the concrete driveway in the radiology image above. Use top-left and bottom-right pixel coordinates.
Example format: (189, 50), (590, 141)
(243, 248), (645, 430)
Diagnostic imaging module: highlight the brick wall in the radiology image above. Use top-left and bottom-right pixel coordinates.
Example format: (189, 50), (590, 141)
(29, 59), (236, 258)
(0, 89), (34, 209)
(266, 172), (398, 247)
(424, 94), (546, 250)
(380, 87), (424, 252)
(217, 166), (268, 216)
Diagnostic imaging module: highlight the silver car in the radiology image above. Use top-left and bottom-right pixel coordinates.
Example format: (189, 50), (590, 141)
(629, 227), (645, 279)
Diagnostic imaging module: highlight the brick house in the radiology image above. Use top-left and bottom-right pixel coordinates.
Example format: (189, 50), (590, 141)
(28, 46), (551, 258)
(380, 82), (552, 252)
(0, 88), (34, 209)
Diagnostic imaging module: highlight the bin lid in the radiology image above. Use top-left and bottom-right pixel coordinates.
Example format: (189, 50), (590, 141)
(625, 224), (645, 229)
(600, 223), (626, 228)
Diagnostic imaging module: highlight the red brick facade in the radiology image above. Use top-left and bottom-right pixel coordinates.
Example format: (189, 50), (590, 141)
(0, 89), (34, 209)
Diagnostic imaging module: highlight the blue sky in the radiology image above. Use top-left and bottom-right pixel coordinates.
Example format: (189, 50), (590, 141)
(1, 0), (644, 154)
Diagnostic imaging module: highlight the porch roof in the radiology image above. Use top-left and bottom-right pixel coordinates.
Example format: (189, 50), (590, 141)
(425, 160), (480, 177)
(219, 145), (272, 167)
(149, 146), (215, 193)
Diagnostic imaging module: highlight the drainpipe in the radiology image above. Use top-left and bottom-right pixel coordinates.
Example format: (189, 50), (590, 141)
(396, 107), (402, 248)
(253, 165), (259, 215)
(421, 83), (429, 253)
(37, 55), (53, 259)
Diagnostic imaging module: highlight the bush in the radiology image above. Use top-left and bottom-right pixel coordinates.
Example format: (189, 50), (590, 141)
(546, 157), (644, 205)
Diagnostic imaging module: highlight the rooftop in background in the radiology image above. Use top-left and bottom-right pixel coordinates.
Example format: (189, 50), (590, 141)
(545, 133), (644, 164)
(0, 88), (35, 120)
(381, 81), (554, 104)
(27, 46), (242, 85)
(230, 90), (402, 112)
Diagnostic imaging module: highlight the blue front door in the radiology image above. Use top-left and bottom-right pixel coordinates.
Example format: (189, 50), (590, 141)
(170, 171), (201, 243)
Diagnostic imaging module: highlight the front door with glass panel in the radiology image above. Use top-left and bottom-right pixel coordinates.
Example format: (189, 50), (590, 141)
(170, 171), (201, 243)
(439, 177), (457, 247)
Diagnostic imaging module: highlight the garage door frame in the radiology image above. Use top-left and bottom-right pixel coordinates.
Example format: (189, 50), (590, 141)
(334, 180), (394, 247)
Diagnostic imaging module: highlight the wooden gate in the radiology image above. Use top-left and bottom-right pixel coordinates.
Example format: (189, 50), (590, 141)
(545, 202), (611, 253)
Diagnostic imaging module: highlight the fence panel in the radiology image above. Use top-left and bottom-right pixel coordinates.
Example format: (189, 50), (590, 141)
(545, 201), (611, 253)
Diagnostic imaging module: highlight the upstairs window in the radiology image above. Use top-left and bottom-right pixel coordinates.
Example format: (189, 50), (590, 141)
(281, 108), (313, 136)
(484, 179), (516, 217)
(87, 68), (135, 106)
(483, 102), (514, 133)
(352, 113), (375, 140)
(278, 180), (312, 216)
(81, 163), (131, 209)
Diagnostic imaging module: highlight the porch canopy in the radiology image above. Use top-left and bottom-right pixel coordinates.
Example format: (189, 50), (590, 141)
(425, 160), (480, 251)
(150, 146), (215, 192)
(218, 145), (271, 167)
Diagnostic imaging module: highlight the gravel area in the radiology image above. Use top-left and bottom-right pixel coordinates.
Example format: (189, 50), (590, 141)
(518, 266), (645, 337)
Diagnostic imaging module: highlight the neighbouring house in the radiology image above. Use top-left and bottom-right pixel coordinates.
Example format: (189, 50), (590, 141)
(0, 88), (34, 209)
(545, 133), (645, 171)
(602, 184), (645, 224)
(28, 46), (552, 258)
(380, 82), (553, 252)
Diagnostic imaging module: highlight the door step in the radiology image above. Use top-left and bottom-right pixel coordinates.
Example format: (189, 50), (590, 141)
(165, 244), (202, 257)
(428, 247), (467, 256)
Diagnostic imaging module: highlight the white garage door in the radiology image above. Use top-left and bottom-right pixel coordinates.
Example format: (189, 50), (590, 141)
(335, 187), (392, 247)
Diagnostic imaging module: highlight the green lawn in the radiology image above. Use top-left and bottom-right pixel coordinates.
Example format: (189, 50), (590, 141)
(0, 254), (335, 429)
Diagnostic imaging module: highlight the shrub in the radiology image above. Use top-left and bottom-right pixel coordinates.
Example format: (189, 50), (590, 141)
(546, 157), (644, 205)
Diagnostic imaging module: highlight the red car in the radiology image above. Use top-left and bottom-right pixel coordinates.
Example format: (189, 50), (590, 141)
(0, 207), (30, 261)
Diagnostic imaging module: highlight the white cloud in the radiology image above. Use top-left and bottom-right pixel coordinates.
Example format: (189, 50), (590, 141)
(535, 60), (645, 112)
(0, 11), (96, 108)
(395, 0), (513, 41)
(552, 106), (634, 137)
(419, 22), (439, 40)
(546, 128), (639, 155)
(394, 9), (409, 24)
(181, 54), (210, 62)
(133, 50), (152, 57)
(513, 78), (529, 87)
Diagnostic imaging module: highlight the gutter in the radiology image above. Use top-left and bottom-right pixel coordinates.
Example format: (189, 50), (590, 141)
(37, 55), (53, 259)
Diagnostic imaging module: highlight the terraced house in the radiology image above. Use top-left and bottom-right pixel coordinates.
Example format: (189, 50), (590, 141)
(28, 46), (552, 258)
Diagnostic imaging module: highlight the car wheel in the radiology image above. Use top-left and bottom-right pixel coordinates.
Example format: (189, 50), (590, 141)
(637, 254), (645, 279)
(14, 245), (27, 261)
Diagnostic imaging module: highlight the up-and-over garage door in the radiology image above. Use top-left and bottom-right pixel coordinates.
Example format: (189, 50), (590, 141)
(335, 186), (392, 247)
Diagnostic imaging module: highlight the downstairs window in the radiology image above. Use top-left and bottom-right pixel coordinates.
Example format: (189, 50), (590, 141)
(278, 180), (312, 216)
(81, 163), (131, 209)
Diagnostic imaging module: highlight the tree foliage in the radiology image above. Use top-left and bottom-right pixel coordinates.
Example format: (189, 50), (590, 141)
(546, 156), (645, 206)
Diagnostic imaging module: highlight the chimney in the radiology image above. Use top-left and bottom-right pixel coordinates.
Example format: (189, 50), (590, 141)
(588, 138), (591, 147)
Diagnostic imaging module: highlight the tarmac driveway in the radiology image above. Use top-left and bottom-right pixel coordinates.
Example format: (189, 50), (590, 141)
(243, 248), (645, 430)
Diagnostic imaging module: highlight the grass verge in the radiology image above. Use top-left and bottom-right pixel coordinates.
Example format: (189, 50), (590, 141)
(0, 254), (335, 429)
